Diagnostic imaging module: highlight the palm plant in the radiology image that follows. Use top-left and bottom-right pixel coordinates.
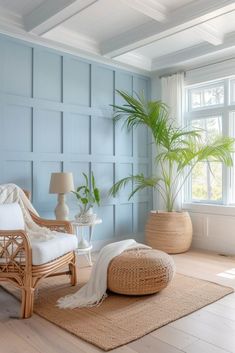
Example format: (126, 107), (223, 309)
(110, 90), (234, 212)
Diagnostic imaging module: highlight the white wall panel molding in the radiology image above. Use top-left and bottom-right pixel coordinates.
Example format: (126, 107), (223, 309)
(0, 33), (152, 241)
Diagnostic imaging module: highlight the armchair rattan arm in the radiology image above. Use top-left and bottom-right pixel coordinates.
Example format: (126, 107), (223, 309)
(0, 229), (32, 284)
(0, 229), (36, 318)
(30, 212), (73, 234)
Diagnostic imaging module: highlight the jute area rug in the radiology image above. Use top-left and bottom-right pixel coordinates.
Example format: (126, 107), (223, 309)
(2, 271), (233, 351)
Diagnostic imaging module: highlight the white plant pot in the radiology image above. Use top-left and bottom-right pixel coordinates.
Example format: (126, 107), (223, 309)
(75, 207), (97, 224)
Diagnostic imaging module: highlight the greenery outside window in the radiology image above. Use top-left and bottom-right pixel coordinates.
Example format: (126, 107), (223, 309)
(185, 78), (235, 205)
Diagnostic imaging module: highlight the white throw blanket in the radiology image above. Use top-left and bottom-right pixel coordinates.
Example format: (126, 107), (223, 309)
(57, 239), (150, 309)
(0, 183), (55, 241)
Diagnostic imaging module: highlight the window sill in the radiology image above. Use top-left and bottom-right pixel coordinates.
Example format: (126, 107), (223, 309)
(183, 202), (235, 216)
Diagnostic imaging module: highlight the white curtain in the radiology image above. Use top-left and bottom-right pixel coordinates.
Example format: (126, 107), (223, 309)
(161, 72), (184, 126)
(155, 72), (184, 211)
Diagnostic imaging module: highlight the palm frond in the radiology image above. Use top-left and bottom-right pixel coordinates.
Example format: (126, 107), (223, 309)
(195, 136), (234, 166)
(109, 174), (161, 200)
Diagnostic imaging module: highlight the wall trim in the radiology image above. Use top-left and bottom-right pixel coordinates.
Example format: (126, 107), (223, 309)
(0, 26), (151, 77)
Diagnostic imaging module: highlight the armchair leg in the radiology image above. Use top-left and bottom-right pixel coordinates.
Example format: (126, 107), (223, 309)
(21, 287), (34, 319)
(69, 255), (78, 286)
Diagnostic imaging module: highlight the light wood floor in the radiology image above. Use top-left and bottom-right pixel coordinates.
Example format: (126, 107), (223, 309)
(1, 250), (235, 353)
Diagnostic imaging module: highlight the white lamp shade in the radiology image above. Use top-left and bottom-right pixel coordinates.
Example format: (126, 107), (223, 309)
(49, 172), (75, 194)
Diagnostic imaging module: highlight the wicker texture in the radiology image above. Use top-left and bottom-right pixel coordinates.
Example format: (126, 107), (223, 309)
(108, 249), (175, 295)
(3, 270), (233, 351)
(0, 189), (77, 318)
(145, 211), (193, 254)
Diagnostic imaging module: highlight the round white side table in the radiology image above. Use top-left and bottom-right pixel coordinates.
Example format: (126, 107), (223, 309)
(71, 218), (102, 266)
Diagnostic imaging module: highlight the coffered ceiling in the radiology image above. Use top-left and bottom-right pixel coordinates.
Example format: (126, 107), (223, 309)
(0, 0), (235, 73)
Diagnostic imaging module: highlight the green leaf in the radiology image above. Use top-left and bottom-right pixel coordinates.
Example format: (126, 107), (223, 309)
(80, 197), (88, 205)
(109, 174), (161, 200)
(82, 172), (89, 187)
(72, 171), (101, 208)
(76, 186), (85, 193)
(94, 188), (100, 205)
(71, 190), (81, 199)
(91, 172), (96, 190)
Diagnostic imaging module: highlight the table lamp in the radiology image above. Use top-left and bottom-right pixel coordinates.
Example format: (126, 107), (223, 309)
(49, 172), (74, 220)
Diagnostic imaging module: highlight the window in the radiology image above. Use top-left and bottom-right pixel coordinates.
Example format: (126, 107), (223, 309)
(185, 78), (235, 205)
(189, 83), (224, 110)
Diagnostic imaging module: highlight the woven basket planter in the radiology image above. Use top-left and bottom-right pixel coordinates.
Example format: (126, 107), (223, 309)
(145, 211), (193, 254)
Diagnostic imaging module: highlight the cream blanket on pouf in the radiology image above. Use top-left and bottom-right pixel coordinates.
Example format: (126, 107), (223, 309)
(0, 183), (55, 241)
(58, 239), (150, 309)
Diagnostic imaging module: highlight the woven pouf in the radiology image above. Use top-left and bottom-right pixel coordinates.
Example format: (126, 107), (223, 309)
(107, 249), (175, 296)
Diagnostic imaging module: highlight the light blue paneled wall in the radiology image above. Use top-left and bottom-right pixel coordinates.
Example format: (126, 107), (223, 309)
(0, 34), (152, 241)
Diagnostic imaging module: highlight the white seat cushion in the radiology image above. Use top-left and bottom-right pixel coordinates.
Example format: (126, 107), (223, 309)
(31, 233), (77, 266)
(0, 203), (25, 230)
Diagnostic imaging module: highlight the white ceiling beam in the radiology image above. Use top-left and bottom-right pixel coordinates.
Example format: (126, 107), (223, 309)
(151, 31), (235, 71)
(195, 23), (224, 46)
(23, 0), (98, 35)
(121, 0), (167, 23)
(101, 0), (235, 58)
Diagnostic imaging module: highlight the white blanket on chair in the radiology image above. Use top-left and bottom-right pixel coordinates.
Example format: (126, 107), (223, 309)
(0, 183), (55, 241)
(57, 239), (150, 309)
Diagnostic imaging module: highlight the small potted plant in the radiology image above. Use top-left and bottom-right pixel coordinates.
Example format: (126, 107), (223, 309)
(72, 172), (100, 224)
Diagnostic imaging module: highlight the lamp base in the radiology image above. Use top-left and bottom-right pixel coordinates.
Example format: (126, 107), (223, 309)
(55, 193), (69, 220)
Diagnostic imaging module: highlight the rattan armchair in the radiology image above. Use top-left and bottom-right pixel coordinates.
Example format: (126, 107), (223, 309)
(0, 190), (78, 318)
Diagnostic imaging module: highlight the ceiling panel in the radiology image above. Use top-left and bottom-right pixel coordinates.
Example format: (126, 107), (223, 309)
(0, 0), (45, 16)
(130, 28), (204, 59)
(61, 0), (150, 42)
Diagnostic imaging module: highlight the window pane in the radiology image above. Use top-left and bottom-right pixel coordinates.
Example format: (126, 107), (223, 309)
(192, 116), (222, 143)
(192, 162), (207, 201)
(189, 84), (224, 110)
(192, 162), (222, 202)
(230, 79), (235, 104)
(191, 116), (223, 203)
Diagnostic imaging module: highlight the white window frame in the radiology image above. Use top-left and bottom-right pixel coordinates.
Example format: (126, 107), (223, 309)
(184, 77), (235, 208)
(188, 81), (225, 112)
